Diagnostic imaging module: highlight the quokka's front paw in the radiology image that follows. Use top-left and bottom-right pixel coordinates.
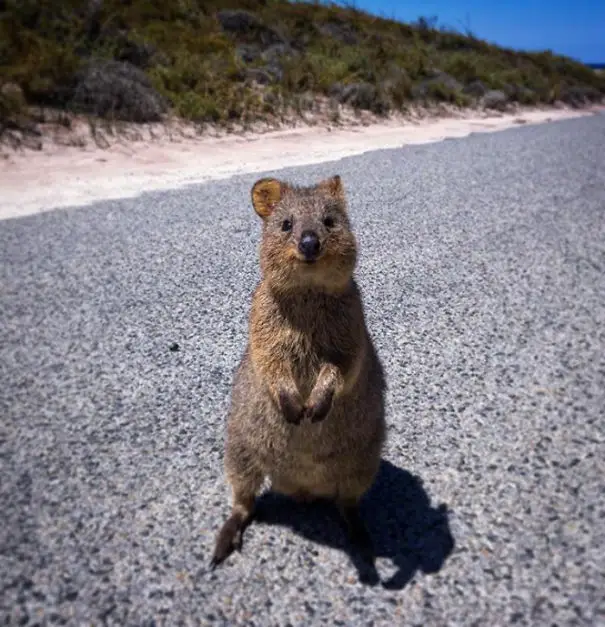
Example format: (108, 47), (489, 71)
(304, 387), (335, 423)
(278, 389), (305, 425)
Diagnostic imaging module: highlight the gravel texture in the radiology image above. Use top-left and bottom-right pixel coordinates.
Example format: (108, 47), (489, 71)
(1, 113), (605, 626)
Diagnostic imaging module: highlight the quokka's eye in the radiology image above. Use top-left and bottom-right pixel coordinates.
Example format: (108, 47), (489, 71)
(281, 219), (292, 232)
(323, 216), (335, 229)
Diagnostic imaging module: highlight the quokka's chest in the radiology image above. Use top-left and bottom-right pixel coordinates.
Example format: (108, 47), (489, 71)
(278, 324), (328, 380)
(280, 326), (321, 376)
(279, 319), (341, 362)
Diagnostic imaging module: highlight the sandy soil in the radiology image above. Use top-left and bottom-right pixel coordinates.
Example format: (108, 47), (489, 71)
(0, 104), (601, 221)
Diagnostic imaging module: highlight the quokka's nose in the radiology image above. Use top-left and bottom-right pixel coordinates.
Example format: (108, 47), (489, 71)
(298, 230), (321, 261)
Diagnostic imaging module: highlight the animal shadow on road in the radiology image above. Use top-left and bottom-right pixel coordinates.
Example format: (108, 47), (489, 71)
(254, 459), (455, 589)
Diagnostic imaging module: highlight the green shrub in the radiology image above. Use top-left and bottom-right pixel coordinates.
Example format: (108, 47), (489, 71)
(423, 80), (469, 106)
(1, 0), (603, 135)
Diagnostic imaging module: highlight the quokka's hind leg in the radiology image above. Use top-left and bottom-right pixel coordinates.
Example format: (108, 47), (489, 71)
(337, 460), (380, 553)
(210, 448), (264, 568)
(336, 496), (380, 586)
(336, 473), (380, 585)
(337, 497), (375, 560)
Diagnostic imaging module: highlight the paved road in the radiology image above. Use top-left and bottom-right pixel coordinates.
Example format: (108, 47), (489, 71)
(2, 113), (604, 626)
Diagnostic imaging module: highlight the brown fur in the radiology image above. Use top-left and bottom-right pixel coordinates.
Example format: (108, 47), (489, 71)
(210, 174), (387, 571)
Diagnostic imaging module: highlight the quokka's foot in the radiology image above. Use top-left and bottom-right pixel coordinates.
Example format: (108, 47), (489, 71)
(210, 513), (247, 568)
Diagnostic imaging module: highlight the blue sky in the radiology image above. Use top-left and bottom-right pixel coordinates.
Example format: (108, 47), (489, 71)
(332, 0), (604, 63)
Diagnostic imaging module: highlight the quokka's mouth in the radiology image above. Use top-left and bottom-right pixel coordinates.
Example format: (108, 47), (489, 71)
(290, 245), (327, 265)
(292, 253), (321, 265)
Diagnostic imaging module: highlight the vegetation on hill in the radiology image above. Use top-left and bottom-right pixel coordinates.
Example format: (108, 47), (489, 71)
(1, 0), (604, 139)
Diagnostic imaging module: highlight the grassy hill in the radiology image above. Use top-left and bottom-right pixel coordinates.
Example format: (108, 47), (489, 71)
(1, 0), (604, 139)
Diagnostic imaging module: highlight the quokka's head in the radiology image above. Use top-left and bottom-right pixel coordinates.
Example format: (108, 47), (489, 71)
(250, 174), (357, 294)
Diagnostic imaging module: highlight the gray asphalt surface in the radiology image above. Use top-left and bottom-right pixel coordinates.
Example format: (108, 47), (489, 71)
(2, 112), (605, 626)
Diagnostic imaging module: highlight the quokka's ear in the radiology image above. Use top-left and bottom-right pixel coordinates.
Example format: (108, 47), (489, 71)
(251, 178), (287, 218)
(317, 174), (345, 200)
